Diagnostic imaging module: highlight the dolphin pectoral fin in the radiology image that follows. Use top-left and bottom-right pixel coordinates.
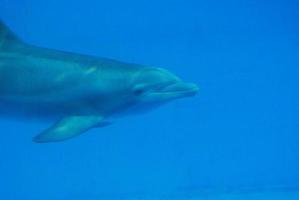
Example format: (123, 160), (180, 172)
(33, 115), (104, 143)
(94, 121), (112, 128)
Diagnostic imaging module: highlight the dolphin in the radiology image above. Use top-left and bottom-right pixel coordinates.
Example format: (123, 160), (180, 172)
(0, 20), (198, 143)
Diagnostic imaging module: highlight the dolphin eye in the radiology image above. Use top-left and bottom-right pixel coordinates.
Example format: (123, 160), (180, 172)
(133, 85), (146, 96)
(133, 88), (145, 95)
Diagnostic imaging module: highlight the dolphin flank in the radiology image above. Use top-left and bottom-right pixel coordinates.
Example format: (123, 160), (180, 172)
(0, 20), (198, 143)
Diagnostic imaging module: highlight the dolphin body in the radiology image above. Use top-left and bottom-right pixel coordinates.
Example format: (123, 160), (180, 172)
(0, 21), (198, 143)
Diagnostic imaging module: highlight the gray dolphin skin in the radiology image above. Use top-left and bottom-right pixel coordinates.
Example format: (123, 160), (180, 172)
(0, 20), (198, 143)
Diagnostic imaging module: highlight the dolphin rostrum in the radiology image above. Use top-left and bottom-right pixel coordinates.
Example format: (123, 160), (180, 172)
(0, 20), (199, 143)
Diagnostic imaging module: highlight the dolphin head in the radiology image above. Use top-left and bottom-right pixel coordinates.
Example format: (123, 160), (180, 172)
(126, 67), (199, 113)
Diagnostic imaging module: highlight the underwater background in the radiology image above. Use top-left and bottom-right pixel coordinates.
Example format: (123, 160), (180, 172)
(0, 0), (298, 199)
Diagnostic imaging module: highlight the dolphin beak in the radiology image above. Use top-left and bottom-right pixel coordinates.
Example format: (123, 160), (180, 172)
(162, 82), (199, 97)
(145, 82), (199, 102)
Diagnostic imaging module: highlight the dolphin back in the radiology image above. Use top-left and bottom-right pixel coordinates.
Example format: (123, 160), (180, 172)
(0, 20), (22, 50)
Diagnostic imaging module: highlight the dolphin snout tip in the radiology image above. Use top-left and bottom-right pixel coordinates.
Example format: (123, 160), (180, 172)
(186, 82), (199, 96)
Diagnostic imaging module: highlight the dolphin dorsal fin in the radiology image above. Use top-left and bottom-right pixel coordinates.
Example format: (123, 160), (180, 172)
(0, 20), (22, 50)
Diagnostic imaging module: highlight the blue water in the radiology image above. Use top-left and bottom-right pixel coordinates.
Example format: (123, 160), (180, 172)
(0, 0), (298, 199)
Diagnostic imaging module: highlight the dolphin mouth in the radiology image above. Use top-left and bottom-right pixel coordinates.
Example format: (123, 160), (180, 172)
(148, 82), (199, 101)
(159, 82), (199, 96)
